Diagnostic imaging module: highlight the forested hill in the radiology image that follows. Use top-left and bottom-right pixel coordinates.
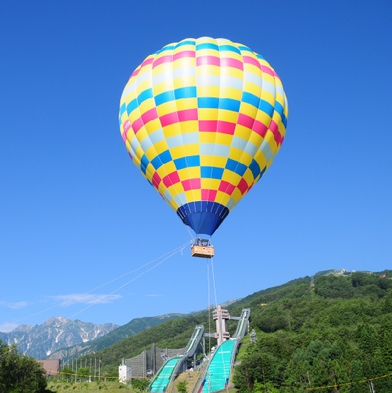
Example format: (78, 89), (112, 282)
(84, 270), (392, 392)
(233, 270), (392, 392)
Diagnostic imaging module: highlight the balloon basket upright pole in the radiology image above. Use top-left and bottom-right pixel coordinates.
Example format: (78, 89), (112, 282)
(191, 238), (215, 258)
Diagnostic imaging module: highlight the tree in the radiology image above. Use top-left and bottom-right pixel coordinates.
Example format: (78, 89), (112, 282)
(177, 380), (188, 393)
(253, 381), (280, 393)
(382, 291), (392, 313)
(60, 366), (73, 382)
(284, 349), (312, 391)
(0, 339), (53, 393)
(233, 341), (283, 391)
(77, 367), (90, 382)
(131, 378), (149, 391)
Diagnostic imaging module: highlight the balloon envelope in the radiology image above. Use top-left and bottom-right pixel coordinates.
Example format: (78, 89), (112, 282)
(119, 37), (288, 236)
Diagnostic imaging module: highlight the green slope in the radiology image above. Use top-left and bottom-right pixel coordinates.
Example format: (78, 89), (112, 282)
(70, 269), (392, 392)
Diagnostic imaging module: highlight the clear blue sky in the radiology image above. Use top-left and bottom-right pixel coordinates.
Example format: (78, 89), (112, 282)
(1, 1), (391, 333)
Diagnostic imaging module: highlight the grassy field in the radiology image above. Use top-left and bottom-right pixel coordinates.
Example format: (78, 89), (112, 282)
(47, 379), (238, 393)
(47, 380), (134, 392)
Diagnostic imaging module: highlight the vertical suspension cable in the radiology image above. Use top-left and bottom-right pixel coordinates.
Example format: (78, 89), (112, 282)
(207, 261), (211, 358)
(210, 257), (218, 307)
(211, 256), (231, 391)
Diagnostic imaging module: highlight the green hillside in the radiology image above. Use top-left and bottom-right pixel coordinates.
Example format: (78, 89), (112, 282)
(232, 270), (392, 392)
(72, 270), (392, 392)
(81, 315), (210, 376)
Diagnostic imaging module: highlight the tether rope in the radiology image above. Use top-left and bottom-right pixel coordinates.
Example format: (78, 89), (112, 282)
(12, 240), (192, 324)
(70, 241), (191, 318)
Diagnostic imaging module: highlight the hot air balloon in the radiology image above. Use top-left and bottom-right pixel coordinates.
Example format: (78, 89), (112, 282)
(119, 37), (288, 257)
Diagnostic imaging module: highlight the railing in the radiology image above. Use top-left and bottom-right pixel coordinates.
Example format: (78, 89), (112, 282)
(192, 308), (251, 393)
(232, 308), (250, 339)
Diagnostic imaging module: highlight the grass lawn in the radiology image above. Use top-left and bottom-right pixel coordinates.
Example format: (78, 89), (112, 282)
(47, 380), (134, 392)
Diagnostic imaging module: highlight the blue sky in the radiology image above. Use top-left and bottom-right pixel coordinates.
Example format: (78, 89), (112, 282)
(1, 1), (391, 333)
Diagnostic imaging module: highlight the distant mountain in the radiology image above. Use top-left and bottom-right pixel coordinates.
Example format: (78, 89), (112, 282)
(47, 313), (184, 362)
(0, 317), (118, 359)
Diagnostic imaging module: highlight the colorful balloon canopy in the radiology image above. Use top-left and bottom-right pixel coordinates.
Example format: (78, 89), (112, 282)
(119, 37), (288, 236)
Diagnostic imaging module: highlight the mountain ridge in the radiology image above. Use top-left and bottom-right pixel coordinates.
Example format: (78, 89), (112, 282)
(47, 313), (184, 362)
(0, 316), (118, 359)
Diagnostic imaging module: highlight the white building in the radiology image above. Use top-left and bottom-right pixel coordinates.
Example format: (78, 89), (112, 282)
(119, 360), (131, 384)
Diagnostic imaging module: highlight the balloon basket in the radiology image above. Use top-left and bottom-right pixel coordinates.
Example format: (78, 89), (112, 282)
(191, 244), (215, 258)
